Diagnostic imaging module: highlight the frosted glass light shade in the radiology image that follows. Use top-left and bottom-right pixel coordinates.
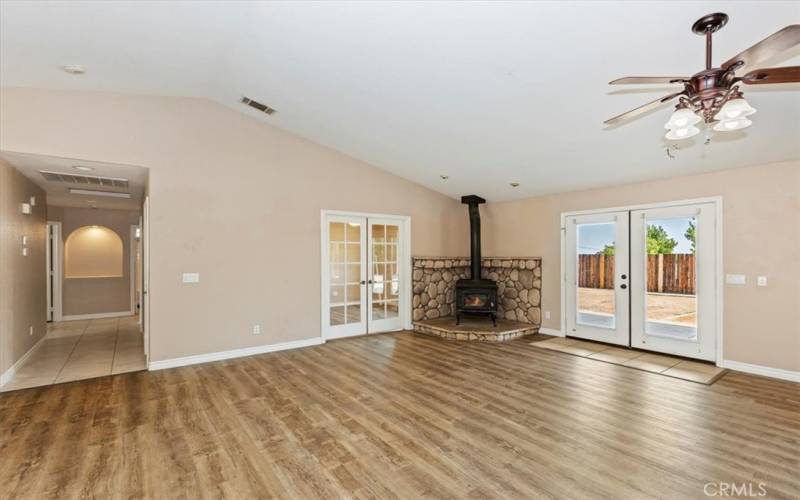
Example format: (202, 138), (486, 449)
(665, 125), (700, 140)
(664, 108), (701, 130)
(713, 97), (756, 121)
(713, 118), (752, 132)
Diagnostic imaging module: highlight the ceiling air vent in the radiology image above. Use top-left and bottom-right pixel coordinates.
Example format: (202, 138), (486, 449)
(40, 170), (129, 189)
(241, 96), (275, 115)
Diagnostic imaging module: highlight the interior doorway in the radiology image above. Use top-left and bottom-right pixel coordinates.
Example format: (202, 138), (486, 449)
(321, 211), (411, 340)
(563, 199), (721, 362)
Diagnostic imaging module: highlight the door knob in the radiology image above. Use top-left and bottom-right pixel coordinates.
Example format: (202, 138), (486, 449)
(360, 280), (366, 285)
(621, 274), (627, 280)
(620, 284), (627, 289)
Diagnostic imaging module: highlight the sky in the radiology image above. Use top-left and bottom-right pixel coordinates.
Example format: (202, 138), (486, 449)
(578, 217), (695, 254)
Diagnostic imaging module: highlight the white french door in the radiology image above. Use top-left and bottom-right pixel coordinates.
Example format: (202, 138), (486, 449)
(564, 200), (719, 361)
(631, 203), (716, 361)
(565, 211), (630, 346)
(322, 213), (407, 340)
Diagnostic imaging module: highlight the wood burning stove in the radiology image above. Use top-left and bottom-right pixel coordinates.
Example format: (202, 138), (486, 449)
(455, 195), (498, 326)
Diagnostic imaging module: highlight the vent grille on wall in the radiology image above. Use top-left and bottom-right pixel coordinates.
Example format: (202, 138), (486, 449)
(40, 170), (129, 189)
(241, 96), (276, 115)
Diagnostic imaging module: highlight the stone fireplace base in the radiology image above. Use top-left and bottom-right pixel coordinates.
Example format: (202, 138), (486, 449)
(413, 317), (538, 342)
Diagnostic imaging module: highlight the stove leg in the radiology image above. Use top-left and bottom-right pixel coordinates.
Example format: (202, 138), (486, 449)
(456, 313), (461, 325)
(492, 313), (497, 327)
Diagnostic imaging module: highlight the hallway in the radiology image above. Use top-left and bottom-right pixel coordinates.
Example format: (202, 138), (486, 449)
(1, 316), (145, 392)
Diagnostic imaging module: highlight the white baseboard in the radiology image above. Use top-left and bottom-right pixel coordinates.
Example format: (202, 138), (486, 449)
(720, 360), (800, 383)
(148, 337), (324, 371)
(0, 335), (46, 388)
(61, 310), (134, 321)
(538, 327), (565, 337)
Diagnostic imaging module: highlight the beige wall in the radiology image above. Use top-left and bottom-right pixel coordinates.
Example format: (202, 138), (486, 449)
(482, 161), (800, 372)
(48, 206), (140, 316)
(0, 88), (468, 362)
(0, 157), (47, 375)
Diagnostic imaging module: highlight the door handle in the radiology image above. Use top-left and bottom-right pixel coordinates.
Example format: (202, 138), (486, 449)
(621, 274), (627, 280)
(360, 280), (366, 285)
(620, 284), (627, 289)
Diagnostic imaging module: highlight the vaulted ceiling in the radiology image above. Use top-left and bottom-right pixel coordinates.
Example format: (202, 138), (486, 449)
(1, 1), (798, 201)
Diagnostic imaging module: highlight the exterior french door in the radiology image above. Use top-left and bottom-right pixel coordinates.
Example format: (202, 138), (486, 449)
(565, 201), (718, 361)
(565, 212), (630, 346)
(631, 203), (716, 361)
(323, 214), (406, 339)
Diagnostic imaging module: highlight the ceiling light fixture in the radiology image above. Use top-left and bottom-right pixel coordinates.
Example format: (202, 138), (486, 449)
(72, 165), (95, 172)
(69, 188), (131, 198)
(510, 182), (520, 187)
(440, 175), (449, 180)
(605, 13), (799, 144)
(61, 64), (86, 74)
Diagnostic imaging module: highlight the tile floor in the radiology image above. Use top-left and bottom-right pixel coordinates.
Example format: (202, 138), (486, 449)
(1, 315), (146, 392)
(532, 336), (727, 384)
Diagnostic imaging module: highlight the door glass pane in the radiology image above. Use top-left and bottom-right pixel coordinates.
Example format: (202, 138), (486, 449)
(346, 305), (361, 324)
(330, 286), (344, 305)
(346, 264), (361, 284)
(372, 301), (386, 320)
(330, 222), (345, 241)
(330, 243), (345, 263)
(331, 306), (345, 326)
(576, 223), (616, 329)
(372, 224), (385, 242)
(331, 264), (345, 285)
(386, 225), (398, 243)
(644, 217), (698, 340)
(346, 243), (360, 263)
(346, 284), (361, 303)
(386, 300), (399, 318)
(346, 222), (360, 241)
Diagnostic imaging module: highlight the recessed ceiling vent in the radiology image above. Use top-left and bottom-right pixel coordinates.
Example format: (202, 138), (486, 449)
(39, 170), (129, 189)
(240, 96), (275, 115)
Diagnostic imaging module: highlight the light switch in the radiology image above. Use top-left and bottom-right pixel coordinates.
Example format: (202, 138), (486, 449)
(182, 273), (200, 283)
(21, 203), (32, 215)
(725, 274), (746, 286)
(757, 276), (767, 287)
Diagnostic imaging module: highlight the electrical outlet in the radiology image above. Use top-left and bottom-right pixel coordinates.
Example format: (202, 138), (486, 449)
(29, 326), (33, 336)
(544, 311), (551, 320)
(757, 276), (767, 287)
(182, 273), (200, 283)
(252, 324), (262, 335)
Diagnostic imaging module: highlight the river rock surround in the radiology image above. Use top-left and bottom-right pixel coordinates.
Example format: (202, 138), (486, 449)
(412, 257), (542, 324)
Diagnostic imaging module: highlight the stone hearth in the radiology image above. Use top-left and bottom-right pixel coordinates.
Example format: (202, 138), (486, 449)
(413, 317), (537, 342)
(412, 257), (542, 324)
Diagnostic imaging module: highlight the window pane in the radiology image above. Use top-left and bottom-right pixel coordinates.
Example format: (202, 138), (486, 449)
(346, 305), (361, 324)
(330, 306), (345, 326)
(330, 243), (345, 263)
(346, 284), (361, 303)
(386, 225), (399, 243)
(346, 264), (361, 284)
(372, 301), (386, 320)
(330, 264), (345, 285)
(372, 224), (385, 243)
(330, 286), (344, 305)
(576, 222), (616, 329)
(645, 217), (698, 340)
(346, 243), (360, 263)
(386, 300), (399, 318)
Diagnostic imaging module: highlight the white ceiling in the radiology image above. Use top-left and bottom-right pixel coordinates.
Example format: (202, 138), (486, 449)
(0, 151), (148, 210)
(1, 1), (798, 202)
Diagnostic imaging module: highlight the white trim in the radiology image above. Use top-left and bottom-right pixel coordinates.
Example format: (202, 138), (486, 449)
(61, 311), (133, 321)
(0, 335), (46, 388)
(538, 327), (564, 337)
(720, 360), (800, 383)
(46, 221), (63, 322)
(560, 196), (724, 218)
(129, 225), (138, 315)
(148, 337), (324, 371)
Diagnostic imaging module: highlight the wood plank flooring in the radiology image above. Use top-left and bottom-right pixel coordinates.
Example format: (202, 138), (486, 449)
(0, 332), (798, 499)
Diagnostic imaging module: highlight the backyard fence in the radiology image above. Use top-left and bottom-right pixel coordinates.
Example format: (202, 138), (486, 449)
(578, 254), (696, 295)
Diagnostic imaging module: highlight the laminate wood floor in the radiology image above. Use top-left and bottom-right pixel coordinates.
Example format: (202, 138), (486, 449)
(0, 332), (797, 499)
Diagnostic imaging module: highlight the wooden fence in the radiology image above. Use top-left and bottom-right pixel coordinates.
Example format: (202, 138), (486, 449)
(578, 254), (696, 295)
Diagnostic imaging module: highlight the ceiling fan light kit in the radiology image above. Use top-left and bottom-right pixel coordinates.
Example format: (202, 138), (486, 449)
(605, 13), (799, 144)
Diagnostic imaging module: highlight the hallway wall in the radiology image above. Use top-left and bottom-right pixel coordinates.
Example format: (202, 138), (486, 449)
(0, 157), (47, 376)
(47, 206), (141, 317)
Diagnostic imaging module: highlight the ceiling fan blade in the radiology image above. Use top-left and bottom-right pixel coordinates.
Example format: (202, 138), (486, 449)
(741, 66), (800, 84)
(604, 91), (684, 125)
(722, 25), (800, 73)
(609, 76), (688, 84)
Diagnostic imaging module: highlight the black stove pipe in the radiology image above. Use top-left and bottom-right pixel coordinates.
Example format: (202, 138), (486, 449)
(461, 195), (486, 280)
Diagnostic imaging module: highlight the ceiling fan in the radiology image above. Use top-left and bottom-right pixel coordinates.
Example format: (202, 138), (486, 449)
(605, 13), (800, 141)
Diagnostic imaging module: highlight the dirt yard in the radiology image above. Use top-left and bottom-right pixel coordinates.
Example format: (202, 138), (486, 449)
(578, 287), (696, 325)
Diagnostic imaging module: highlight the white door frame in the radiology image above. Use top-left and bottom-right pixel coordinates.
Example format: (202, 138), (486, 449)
(142, 196), (150, 365)
(46, 221), (63, 322)
(129, 225), (139, 315)
(560, 196), (723, 365)
(320, 210), (412, 342)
